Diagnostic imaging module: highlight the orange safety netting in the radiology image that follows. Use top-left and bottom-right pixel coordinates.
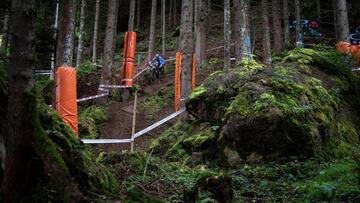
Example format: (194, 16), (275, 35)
(175, 52), (182, 112)
(121, 31), (137, 86)
(56, 67), (78, 136)
(336, 41), (360, 66)
(192, 54), (196, 90)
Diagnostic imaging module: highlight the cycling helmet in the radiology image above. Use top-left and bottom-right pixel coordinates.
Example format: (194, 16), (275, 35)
(156, 54), (159, 57)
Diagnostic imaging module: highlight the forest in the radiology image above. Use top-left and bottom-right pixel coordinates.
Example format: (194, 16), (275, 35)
(0, 0), (360, 202)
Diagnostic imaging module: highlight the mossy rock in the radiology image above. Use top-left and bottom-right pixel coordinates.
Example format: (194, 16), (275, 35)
(27, 104), (119, 201)
(78, 105), (107, 139)
(184, 49), (360, 164)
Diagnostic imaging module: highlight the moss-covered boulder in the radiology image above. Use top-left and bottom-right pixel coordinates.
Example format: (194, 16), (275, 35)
(22, 104), (119, 202)
(182, 48), (360, 164)
(78, 105), (107, 139)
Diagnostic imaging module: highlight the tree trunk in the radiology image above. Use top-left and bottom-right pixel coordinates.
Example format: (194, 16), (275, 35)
(180, 0), (194, 102)
(173, 0), (178, 27)
(332, 0), (338, 40)
(148, 0), (157, 58)
(316, 0), (321, 19)
(1, 0), (36, 201)
(161, 0), (166, 56)
(128, 0), (136, 31)
(223, 0), (231, 70)
(234, 0), (250, 61)
(336, 0), (350, 42)
(102, 0), (117, 85)
(283, 0), (290, 48)
(195, 0), (208, 66)
(169, 0), (173, 27)
(55, 0), (76, 68)
(272, 0), (284, 53)
(0, 9), (10, 56)
(295, 0), (302, 47)
(136, 0), (141, 30)
(261, 0), (272, 69)
(92, 0), (100, 65)
(76, 0), (86, 68)
(51, 1), (59, 79)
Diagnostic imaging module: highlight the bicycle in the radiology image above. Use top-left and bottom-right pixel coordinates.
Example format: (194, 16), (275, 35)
(147, 61), (164, 80)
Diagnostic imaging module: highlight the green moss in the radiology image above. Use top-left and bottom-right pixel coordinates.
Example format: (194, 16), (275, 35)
(79, 105), (107, 124)
(78, 105), (107, 139)
(237, 58), (264, 79)
(141, 86), (174, 116)
(298, 159), (360, 201)
(189, 85), (206, 100)
(183, 128), (216, 149)
(208, 57), (220, 65)
(225, 89), (251, 118)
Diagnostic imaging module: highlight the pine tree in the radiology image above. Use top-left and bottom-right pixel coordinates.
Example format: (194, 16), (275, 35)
(262, 0), (272, 69)
(2, 0), (36, 200)
(295, 0), (302, 47)
(223, 0), (231, 70)
(283, 0), (290, 48)
(55, 0), (76, 67)
(195, 0), (208, 66)
(148, 0), (157, 58)
(102, 0), (117, 85)
(336, 0), (350, 42)
(272, 0), (284, 53)
(180, 0), (194, 103)
(128, 0), (136, 31)
(92, 0), (101, 65)
(76, 0), (86, 68)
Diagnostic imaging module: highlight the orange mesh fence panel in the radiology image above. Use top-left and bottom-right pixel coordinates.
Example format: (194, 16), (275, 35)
(175, 52), (182, 112)
(351, 45), (360, 66)
(336, 41), (360, 66)
(121, 32), (129, 83)
(56, 67), (78, 136)
(121, 31), (137, 86)
(192, 54), (196, 90)
(336, 41), (351, 55)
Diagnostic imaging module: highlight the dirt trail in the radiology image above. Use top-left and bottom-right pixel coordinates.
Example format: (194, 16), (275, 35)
(97, 52), (222, 153)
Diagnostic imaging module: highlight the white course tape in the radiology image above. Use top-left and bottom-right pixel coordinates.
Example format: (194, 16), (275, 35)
(81, 138), (133, 144)
(81, 108), (186, 144)
(77, 92), (109, 103)
(133, 108), (186, 139)
(99, 84), (130, 89)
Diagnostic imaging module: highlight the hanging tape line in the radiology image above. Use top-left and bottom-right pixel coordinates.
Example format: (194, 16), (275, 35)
(81, 108), (186, 144)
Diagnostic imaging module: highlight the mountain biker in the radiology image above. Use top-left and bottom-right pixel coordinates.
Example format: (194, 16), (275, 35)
(149, 54), (165, 78)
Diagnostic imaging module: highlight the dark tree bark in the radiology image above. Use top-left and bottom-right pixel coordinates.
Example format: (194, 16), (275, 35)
(295, 0), (302, 47)
(234, 0), (250, 61)
(223, 0), (231, 70)
(336, 0), (350, 42)
(195, 0), (208, 66)
(1, 0), (36, 201)
(76, 0), (86, 68)
(92, 0), (100, 64)
(262, 0), (272, 69)
(102, 0), (117, 85)
(148, 0), (157, 58)
(272, 0), (284, 53)
(128, 0), (136, 31)
(0, 9), (10, 56)
(180, 0), (194, 103)
(283, 0), (290, 48)
(136, 0), (141, 30)
(161, 0), (166, 56)
(55, 0), (76, 67)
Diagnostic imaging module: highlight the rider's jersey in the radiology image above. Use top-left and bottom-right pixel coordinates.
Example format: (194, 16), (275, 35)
(157, 56), (165, 67)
